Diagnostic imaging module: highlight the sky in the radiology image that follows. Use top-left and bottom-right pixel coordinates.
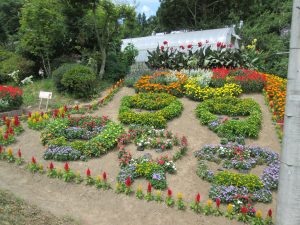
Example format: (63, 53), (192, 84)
(117, 0), (160, 18)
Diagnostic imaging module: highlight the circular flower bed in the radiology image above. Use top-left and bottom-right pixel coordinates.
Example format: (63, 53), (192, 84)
(194, 143), (279, 204)
(119, 93), (183, 128)
(196, 97), (262, 139)
(134, 71), (188, 97)
(41, 116), (124, 161)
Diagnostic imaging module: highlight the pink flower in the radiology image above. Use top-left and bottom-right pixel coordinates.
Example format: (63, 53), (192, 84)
(187, 44), (192, 49)
(163, 40), (168, 45)
(180, 45), (185, 50)
(198, 42), (202, 47)
(160, 46), (164, 50)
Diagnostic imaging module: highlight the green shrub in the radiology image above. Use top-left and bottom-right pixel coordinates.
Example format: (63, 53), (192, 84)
(0, 48), (34, 82)
(196, 97), (262, 139)
(119, 93), (183, 128)
(52, 63), (79, 92)
(61, 65), (97, 98)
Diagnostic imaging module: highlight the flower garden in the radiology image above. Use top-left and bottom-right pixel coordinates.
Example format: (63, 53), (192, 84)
(0, 68), (286, 224)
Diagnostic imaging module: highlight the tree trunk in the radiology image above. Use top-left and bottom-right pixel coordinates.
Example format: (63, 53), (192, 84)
(99, 47), (106, 80)
(46, 54), (51, 77)
(41, 55), (49, 77)
(276, 1), (300, 224)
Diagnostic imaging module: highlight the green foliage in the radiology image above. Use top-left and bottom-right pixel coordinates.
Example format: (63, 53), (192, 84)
(0, 47), (34, 83)
(52, 63), (80, 92)
(213, 171), (264, 192)
(19, 0), (66, 76)
(147, 45), (257, 70)
(0, 0), (24, 44)
(119, 93), (183, 128)
(61, 65), (97, 98)
(196, 97), (262, 139)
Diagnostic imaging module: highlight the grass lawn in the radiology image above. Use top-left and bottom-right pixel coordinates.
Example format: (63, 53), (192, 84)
(0, 189), (80, 225)
(20, 78), (113, 109)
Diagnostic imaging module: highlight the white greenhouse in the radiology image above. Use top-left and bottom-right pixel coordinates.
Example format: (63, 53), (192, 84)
(121, 27), (240, 63)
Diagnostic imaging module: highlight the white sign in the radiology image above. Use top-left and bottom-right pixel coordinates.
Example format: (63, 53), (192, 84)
(39, 91), (52, 110)
(39, 91), (52, 99)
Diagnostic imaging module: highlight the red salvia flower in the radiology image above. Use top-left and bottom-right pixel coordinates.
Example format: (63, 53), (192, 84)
(49, 162), (54, 171)
(125, 176), (131, 187)
(103, 171), (107, 181)
(31, 157), (36, 164)
(268, 209), (272, 217)
(180, 45), (185, 50)
(167, 188), (172, 197)
(17, 149), (21, 158)
(64, 162), (69, 172)
(198, 42), (202, 47)
(4, 133), (8, 140)
(187, 44), (192, 48)
(147, 182), (152, 193)
(216, 198), (221, 208)
(6, 119), (10, 128)
(196, 193), (200, 203)
(64, 105), (67, 112)
(2, 115), (6, 121)
(86, 168), (91, 177)
(0, 145), (3, 153)
(241, 206), (248, 214)
(163, 40), (168, 45)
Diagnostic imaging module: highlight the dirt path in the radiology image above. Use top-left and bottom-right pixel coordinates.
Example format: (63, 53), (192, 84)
(0, 87), (281, 225)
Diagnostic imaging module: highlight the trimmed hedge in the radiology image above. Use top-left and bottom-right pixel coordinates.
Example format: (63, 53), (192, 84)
(196, 97), (262, 139)
(119, 93), (183, 128)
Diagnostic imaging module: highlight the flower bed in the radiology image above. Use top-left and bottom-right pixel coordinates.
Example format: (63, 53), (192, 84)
(0, 85), (23, 112)
(0, 115), (24, 146)
(116, 126), (188, 190)
(194, 143), (279, 204)
(196, 97), (262, 139)
(134, 71), (188, 97)
(211, 68), (266, 93)
(41, 116), (124, 160)
(184, 81), (242, 101)
(119, 93), (183, 128)
(263, 74), (286, 140)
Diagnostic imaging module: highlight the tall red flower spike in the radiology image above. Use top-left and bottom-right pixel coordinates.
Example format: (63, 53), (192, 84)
(147, 182), (152, 193)
(86, 168), (91, 177)
(64, 162), (69, 172)
(216, 198), (221, 208)
(268, 209), (272, 217)
(103, 172), (107, 181)
(167, 188), (172, 197)
(17, 149), (21, 158)
(49, 162), (54, 171)
(196, 193), (201, 203)
(125, 176), (131, 187)
(31, 157), (36, 164)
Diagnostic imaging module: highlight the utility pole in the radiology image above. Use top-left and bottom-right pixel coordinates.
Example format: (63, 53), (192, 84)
(276, 0), (300, 224)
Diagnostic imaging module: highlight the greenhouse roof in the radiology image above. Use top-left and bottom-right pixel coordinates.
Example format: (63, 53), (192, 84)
(121, 27), (240, 62)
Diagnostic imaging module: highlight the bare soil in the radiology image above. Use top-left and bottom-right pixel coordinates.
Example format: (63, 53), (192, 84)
(0, 88), (281, 225)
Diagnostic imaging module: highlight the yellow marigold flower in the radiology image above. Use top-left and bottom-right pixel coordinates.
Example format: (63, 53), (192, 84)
(256, 210), (262, 218)
(7, 148), (13, 156)
(207, 199), (213, 207)
(137, 184), (142, 192)
(227, 204), (233, 213)
(177, 192), (183, 200)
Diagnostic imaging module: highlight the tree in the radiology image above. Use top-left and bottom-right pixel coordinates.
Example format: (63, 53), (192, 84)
(0, 0), (24, 44)
(82, 0), (135, 79)
(18, 0), (66, 76)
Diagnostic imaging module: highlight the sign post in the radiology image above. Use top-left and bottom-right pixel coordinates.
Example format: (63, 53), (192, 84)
(39, 91), (52, 111)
